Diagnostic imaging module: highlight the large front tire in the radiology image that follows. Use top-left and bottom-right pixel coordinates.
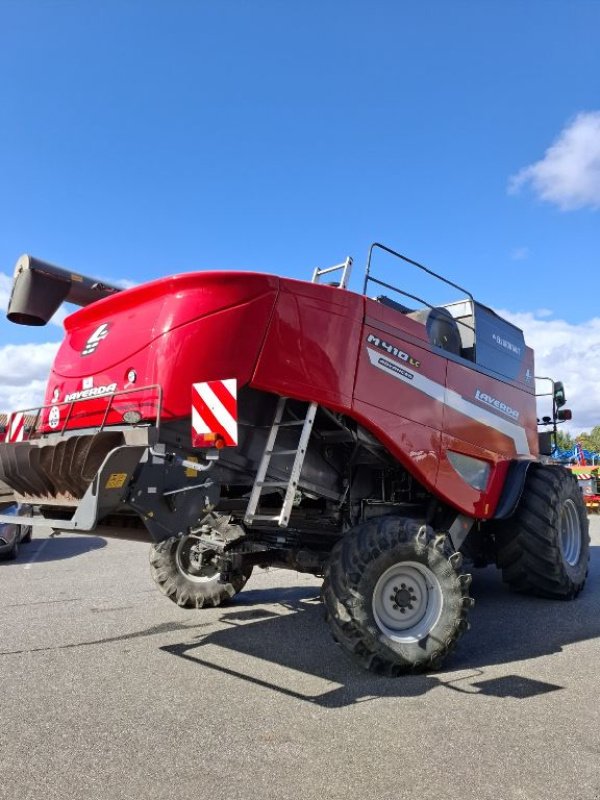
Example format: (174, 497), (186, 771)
(322, 516), (473, 675)
(495, 464), (589, 598)
(150, 534), (253, 609)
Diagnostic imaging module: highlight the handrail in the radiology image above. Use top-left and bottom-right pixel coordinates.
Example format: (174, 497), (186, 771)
(363, 242), (477, 357)
(312, 257), (353, 289)
(365, 275), (439, 314)
(363, 242), (475, 303)
(6, 383), (163, 439)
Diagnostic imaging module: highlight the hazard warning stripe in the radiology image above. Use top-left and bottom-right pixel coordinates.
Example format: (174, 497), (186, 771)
(192, 380), (238, 447)
(192, 391), (225, 437)
(206, 379), (237, 420)
(7, 412), (25, 443)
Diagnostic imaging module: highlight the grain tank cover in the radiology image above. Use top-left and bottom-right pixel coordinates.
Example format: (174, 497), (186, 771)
(6, 254), (122, 326)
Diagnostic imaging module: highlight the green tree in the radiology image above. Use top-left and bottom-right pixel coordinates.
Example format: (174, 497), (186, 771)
(577, 425), (600, 454)
(555, 429), (575, 451)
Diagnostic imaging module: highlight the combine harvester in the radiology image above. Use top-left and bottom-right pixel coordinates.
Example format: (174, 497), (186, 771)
(0, 245), (590, 674)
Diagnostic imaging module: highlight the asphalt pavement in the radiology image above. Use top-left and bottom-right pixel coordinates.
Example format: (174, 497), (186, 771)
(1, 518), (600, 800)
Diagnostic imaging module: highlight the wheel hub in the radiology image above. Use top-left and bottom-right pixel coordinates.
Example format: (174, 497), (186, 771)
(559, 498), (582, 567)
(373, 561), (443, 643)
(175, 536), (219, 583)
(189, 543), (213, 572)
(391, 584), (417, 611)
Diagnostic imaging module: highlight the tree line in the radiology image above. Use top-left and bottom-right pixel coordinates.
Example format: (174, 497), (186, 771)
(555, 425), (600, 454)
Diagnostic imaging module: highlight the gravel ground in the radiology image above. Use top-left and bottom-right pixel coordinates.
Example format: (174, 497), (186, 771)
(1, 517), (599, 800)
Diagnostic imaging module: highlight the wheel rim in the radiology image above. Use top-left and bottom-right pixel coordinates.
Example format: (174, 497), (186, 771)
(372, 561), (443, 643)
(175, 536), (219, 583)
(559, 499), (582, 566)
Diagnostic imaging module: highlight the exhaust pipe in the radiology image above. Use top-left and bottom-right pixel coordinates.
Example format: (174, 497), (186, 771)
(6, 254), (122, 326)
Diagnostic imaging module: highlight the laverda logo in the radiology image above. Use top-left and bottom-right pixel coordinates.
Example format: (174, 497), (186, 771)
(82, 323), (110, 356)
(64, 383), (117, 402)
(492, 333), (521, 356)
(475, 389), (520, 420)
(367, 334), (420, 368)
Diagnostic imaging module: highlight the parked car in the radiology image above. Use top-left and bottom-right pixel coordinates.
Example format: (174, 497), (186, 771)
(0, 503), (33, 560)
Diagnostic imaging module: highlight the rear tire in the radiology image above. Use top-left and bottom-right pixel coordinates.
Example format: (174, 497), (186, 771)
(149, 534), (253, 609)
(322, 516), (473, 675)
(494, 464), (589, 598)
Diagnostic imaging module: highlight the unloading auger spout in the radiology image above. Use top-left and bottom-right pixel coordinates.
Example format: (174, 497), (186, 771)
(6, 254), (122, 327)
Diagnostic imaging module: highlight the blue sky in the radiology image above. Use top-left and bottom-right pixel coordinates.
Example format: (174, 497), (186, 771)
(0, 1), (599, 428)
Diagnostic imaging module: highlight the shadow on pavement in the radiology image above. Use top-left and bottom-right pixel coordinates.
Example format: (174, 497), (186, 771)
(2, 535), (107, 564)
(8, 540), (594, 707)
(160, 545), (599, 707)
(452, 542), (600, 670)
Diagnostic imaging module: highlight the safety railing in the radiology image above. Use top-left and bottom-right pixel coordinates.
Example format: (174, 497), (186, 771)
(3, 383), (163, 441)
(312, 257), (353, 289)
(362, 242), (477, 359)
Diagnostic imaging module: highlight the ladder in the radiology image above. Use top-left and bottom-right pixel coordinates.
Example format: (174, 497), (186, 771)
(311, 256), (353, 289)
(244, 398), (318, 527)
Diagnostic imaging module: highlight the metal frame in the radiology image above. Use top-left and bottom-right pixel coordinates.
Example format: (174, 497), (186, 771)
(362, 242), (477, 358)
(244, 398), (318, 527)
(312, 257), (353, 289)
(6, 383), (164, 440)
(0, 443), (147, 529)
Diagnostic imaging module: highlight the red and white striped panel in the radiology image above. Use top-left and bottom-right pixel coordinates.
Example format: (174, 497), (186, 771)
(6, 412), (25, 443)
(192, 379), (238, 448)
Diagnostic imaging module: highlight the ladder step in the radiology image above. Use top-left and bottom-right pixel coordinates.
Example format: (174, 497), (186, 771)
(255, 481), (289, 488)
(246, 514), (282, 522)
(265, 448), (298, 456)
(276, 420), (305, 427)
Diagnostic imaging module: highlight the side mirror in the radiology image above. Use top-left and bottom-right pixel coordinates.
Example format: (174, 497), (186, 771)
(554, 381), (566, 408)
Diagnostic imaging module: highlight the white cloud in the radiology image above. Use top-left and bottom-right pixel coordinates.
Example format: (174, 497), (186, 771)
(509, 111), (600, 210)
(0, 342), (60, 413)
(498, 309), (600, 433)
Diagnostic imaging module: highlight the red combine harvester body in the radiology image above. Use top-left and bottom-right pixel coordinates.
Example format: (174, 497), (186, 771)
(0, 245), (589, 674)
